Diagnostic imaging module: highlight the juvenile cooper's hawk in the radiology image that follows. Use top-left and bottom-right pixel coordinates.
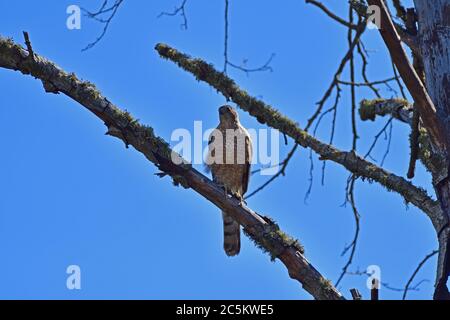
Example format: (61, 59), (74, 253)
(207, 105), (253, 256)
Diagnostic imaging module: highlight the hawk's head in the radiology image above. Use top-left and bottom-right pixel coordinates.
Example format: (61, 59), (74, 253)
(219, 105), (239, 123)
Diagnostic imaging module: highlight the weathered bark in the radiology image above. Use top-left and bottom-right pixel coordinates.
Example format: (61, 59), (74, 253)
(414, 0), (450, 300)
(362, 0), (450, 300)
(414, 1), (450, 125)
(0, 35), (344, 300)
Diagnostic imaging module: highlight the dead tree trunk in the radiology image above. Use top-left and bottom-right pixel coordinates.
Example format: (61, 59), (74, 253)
(413, 0), (450, 300)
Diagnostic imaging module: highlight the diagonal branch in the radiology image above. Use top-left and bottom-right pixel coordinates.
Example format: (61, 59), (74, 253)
(155, 43), (445, 232)
(366, 0), (444, 149)
(0, 35), (344, 301)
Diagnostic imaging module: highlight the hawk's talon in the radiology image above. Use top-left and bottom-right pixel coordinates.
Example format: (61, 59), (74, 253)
(238, 198), (247, 206)
(217, 183), (228, 197)
(233, 193), (246, 206)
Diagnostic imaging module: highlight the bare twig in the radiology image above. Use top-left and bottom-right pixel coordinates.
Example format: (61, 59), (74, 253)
(223, 0), (274, 75)
(320, 84), (340, 185)
(245, 144), (298, 200)
(337, 77), (398, 88)
(363, 117), (394, 161)
(224, 0), (229, 73)
(402, 250), (438, 300)
(347, 268), (427, 294)
(304, 148), (315, 203)
(22, 31), (34, 61)
(356, 41), (381, 98)
(391, 62), (407, 99)
(81, 0), (124, 51)
(349, 7), (358, 151)
(380, 120), (393, 166)
(335, 6), (361, 285)
(305, 20), (366, 131)
(335, 176), (360, 287)
(305, 0), (358, 30)
(158, 0), (188, 30)
(226, 55), (275, 75)
(310, 83), (341, 188)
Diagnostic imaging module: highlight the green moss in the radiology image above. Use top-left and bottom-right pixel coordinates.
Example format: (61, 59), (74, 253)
(122, 110), (134, 123)
(299, 130), (308, 141)
(4, 37), (15, 47)
(79, 81), (102, 100)
(67, 72), (80, 86)
(416, 127), (447, 179)
(106, 104), (191, 185)
(320, 278), (333, 288)
(243, 216), (304, 262)
(319, 277), (338, 296)
(0, 37), (15, 51)
(68, 72), (77, 80)
(80, 79), (97, 89)
(359, 98), (409, 121)
(418, 128), (432, 161)
(359, 99), (378, 121)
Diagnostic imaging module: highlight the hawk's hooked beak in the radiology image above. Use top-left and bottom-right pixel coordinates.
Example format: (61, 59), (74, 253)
(219, 105), (232, 115)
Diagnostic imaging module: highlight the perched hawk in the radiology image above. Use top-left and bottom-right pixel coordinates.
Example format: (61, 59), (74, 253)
(207, 105), (253, 256)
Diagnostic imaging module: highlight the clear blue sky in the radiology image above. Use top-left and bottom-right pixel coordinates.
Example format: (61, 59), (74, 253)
(0, 0), (438, 299)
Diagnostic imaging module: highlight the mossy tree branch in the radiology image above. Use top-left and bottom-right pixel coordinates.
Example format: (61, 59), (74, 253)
(155, 43), (445, 233)
(359, 98), (412, 124)
(359, 98), (447, 184)
(0, 35), (344, 300)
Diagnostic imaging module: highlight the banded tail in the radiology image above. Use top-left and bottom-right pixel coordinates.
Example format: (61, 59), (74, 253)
(222, 211), (240, 256)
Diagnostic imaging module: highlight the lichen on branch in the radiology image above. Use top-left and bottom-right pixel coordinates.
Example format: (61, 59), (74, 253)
(358, 98), (447, 183)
